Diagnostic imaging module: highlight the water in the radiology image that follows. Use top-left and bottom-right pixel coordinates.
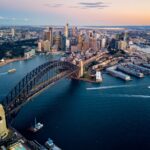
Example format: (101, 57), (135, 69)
(0, 55), (150, 150)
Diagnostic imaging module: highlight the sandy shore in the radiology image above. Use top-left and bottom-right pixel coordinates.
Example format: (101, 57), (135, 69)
(0, 57), (26, 67)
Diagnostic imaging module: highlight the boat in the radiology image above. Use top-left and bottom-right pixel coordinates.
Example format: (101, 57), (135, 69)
(148, 86), (150, 89)
(8, 68), (16, 73)
(45, 138), (61, 150)
(29, 118), (43, 133)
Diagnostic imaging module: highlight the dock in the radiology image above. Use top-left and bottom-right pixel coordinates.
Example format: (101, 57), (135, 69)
(142, 64), (150, 69)
(106, 66), (131, 81)
(128, 64), (150, 75)
(117, 64), (144, 78)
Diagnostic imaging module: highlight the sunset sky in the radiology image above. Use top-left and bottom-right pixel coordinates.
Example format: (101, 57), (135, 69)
(0, 0), (150, 26)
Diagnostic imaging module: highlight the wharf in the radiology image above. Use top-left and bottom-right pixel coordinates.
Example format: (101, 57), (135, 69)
(117, 64), (144, 78)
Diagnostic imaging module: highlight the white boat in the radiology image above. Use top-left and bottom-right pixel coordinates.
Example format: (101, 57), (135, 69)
(96, 71), (103, 82)
(8, 68), (16, 73)
(148, 86), (150, 89)
(29, 118), (43, 133)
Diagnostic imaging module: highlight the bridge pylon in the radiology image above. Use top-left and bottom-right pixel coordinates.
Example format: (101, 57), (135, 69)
(0, 104), (9, 140)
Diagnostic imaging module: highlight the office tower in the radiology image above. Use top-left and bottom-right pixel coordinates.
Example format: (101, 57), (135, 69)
(118, 40), (128, 50)
(72, 26), (78, 37)
(66, 39), (70, 50)
(54, 31), (62, 50)
(61, 35), (66, 51)
(43, 40), (51, 52)
(124, 31), (128, 41)
(78, 34), (84, 51)
(0, 104), (9, 140)
(43, 27), (53, 47)
(11, 28), (15, 37)
(89, 31), (94, 38)
(64, 23), (69, 38)
(101, 38), (107, 48)
(83, 37), (90, 51)
(38, 41), (43, 52)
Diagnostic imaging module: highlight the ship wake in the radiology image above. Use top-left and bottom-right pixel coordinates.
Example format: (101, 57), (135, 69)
(109, 94), (150, 99)
(86, 85), (136, 90)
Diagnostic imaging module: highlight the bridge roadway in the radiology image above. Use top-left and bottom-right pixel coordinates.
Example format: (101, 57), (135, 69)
(8, 70), (75, 115)
(1, 60), (79, 118)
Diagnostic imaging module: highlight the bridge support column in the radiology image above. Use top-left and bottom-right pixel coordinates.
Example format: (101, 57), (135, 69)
(0, 104), (9, 140)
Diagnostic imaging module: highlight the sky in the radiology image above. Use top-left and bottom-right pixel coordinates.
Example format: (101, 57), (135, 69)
(0, 0), (150, 26)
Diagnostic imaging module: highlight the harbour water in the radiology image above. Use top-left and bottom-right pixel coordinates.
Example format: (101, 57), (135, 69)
(0, 55), (150, 150)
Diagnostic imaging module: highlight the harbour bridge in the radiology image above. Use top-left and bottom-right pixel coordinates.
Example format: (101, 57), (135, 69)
(1, 60), (79, 119)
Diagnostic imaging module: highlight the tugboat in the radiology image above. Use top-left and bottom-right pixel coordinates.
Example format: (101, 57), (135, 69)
(29, 118), (43, 133)
(45, 138), (61, 150)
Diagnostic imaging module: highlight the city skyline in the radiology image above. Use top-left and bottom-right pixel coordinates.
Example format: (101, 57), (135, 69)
(0, 0), (150, 26)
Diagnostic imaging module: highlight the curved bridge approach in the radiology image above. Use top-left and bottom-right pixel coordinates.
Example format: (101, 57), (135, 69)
(1, 60), (79, 117)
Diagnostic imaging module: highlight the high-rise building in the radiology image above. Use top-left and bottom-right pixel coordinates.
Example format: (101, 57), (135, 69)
(61, 35), (66, 51)
(66, 39), (70, 50)
(78, 34), (84, 51)
(101, 38), (107, 48)
(43, 40), (51, 52)
(124, 31), (128, 41)
(0, 104), (8, 140)
(72, 26), (78, 37)
(118, 40), (128, 50)
(53, 31), (62, 50)
(38, 41), (43, 52)
(43, 27), (53, 47)
(11, 28), (15, 37)
(64, 23), (69, 38)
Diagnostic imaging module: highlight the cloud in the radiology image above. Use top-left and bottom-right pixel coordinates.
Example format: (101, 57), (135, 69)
(78, 1), (109, 9)
(0, 16), (30, 22)
(44, 3), (63, 8)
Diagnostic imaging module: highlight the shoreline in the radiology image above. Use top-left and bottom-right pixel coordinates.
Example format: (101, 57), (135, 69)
(0, 57), (26, 67)
(73, 77), (102, 83)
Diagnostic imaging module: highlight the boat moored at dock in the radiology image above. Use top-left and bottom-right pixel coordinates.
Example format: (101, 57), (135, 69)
(45, 138), (61, 150)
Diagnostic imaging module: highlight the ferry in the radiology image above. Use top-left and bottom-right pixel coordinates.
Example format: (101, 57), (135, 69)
(29, 118), (43, 133)
(8, 68), (16, 73)
(45, 138), (61, 150)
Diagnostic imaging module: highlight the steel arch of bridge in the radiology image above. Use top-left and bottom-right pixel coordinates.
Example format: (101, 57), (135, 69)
(1, 60), (79, 116)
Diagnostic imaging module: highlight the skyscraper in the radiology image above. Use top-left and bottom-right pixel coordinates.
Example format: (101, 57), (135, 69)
(11, 28), (15, 37)
(43, 27), (53, 47)
(72, 26), (78, 37)
(64, 23), (69, 38)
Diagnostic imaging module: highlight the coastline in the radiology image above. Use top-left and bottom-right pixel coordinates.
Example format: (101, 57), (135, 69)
(0, 57), (26, 67)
